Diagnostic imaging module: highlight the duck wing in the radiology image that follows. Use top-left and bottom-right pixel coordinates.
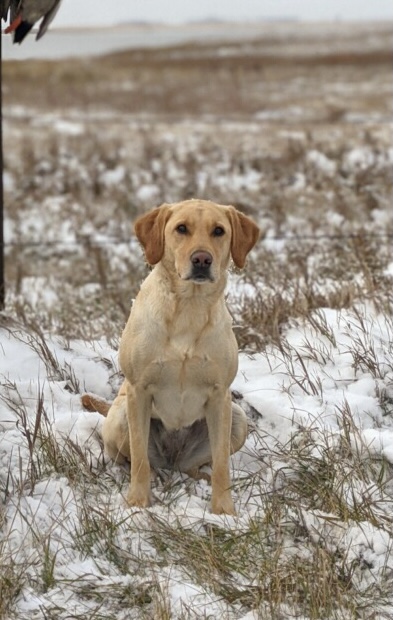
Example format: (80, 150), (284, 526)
(36, 0), (62, 40)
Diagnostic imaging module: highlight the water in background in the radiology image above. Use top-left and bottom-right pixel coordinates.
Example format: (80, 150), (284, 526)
(2, 22), (297, 60)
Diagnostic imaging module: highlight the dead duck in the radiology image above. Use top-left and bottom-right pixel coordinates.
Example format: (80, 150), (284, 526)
(0, 1), (9, 19)
(5, 0), (62, 43)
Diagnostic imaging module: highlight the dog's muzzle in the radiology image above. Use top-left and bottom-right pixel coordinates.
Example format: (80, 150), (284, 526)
(189, 250), (213, 282)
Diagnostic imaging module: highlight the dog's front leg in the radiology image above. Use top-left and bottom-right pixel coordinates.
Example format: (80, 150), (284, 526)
(206, 390), (236, 515)
(126, 382), (152, 507)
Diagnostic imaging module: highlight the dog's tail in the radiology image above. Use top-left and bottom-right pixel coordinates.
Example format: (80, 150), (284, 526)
(81, 393), (111, 417)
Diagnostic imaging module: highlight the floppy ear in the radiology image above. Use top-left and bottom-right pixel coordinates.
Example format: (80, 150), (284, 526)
(229, 207), (260, 268)
(134, 205), (170, 265)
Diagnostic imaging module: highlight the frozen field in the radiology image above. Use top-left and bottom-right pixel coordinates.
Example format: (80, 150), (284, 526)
(1, 20), (393, 619)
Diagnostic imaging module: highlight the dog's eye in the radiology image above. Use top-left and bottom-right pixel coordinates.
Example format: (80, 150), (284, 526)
(176, 224), (188, 235)
(213, 226), (225, 237)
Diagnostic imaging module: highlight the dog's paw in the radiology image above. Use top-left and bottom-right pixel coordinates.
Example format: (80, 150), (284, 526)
(211, 494), (236, 516)
(126, 487), (151, 508)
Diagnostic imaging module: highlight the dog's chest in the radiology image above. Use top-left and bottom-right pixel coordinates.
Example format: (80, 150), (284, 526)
(147, 359), (202, 429)
(145, 332), (234, 430)
(122, 286), (238, 430)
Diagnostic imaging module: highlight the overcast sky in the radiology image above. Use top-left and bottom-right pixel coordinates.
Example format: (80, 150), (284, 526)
(56, 0), (393, 27)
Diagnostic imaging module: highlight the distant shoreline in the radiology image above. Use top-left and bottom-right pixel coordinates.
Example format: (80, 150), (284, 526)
(2, 20), (392, 61)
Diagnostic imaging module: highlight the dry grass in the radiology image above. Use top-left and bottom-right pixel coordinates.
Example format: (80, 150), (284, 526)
(3, 120), (391, 344)
(3, 23), (392, 120)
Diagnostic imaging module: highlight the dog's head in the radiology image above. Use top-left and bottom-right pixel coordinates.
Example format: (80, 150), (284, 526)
(134, 199), (260, 283)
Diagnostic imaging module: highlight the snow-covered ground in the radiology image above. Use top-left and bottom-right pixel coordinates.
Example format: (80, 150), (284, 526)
(1, 302), (393, 618)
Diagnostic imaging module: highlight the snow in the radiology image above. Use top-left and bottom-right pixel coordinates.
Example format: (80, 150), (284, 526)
(54, 120), (85, 136)
(344, 147), (376, 172)
(135, 183), (161, 203)
(306, 149), (337, 176)
(1, 301), (393, 617)
(100, 165), (126, 187)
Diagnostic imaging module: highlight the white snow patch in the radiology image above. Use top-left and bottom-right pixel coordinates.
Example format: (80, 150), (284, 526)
(306, 149), (337, 176)
(100, 165), (126, 186)
(135, 183), (161, 203)
(54, 120), (85, 136)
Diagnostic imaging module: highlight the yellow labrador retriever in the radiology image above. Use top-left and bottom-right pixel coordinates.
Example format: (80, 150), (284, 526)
(102, 199), (260, 514)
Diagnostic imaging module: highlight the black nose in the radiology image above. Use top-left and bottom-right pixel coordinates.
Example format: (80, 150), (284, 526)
(190, 251), (213, 281)
(191, 251), (213, 268)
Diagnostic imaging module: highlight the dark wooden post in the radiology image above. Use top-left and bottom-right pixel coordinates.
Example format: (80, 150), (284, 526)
(0, 30), (4, 310)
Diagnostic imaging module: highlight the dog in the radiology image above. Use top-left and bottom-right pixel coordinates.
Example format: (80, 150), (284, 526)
(101, 199), (260, 514)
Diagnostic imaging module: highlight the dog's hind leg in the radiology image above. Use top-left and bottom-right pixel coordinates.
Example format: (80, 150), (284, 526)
(102, 381), (130, 465)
